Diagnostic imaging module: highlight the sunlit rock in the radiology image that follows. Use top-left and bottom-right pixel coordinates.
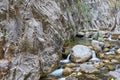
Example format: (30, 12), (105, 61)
(80, 62), (100, 74)
(71, 45), (92, 63)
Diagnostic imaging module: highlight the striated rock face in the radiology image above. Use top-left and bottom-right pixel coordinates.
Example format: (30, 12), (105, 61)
(83, 0), (120, 30)
(0, 0), (79, 79)
(0, 0), (120, 80)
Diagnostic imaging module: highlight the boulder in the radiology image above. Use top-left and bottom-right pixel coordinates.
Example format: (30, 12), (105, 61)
(92, 40), (104, 51)
(107, 69), (120, 80)
(80, 63), (100, 73)
(71, 45), (92, 63)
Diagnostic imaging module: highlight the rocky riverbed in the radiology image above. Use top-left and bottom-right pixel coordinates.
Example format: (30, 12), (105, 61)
(42, 30), (120, 80)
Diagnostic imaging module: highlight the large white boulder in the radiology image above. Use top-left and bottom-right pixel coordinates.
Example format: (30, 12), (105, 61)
(71, 45), (92, 63)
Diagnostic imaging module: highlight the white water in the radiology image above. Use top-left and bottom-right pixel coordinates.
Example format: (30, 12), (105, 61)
(67, 53), (71, 60)
(60, 53), (72, 64)
(48, 68), (63, 77)
(92, 51), (97, 58)
(108, 34), (112, 41)
(90, 51), (100, 62)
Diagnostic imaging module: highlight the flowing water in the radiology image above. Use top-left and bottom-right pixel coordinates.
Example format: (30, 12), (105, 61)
(43, 35), (120, 80)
